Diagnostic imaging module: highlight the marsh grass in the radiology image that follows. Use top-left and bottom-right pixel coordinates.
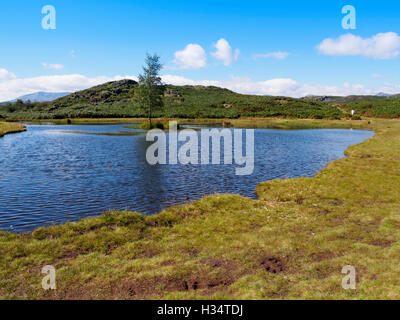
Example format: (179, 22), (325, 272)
(24, 117), (371, 129)
(0, 118), (399, 300)
(0, 122), (26, 137)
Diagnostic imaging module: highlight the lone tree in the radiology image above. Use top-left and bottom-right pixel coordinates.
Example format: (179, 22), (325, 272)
(134, 53), (164, 126)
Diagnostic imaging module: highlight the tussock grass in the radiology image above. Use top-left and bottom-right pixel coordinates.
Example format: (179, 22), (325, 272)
(0, 122), (26, 137)
(1, 118), (399, 300)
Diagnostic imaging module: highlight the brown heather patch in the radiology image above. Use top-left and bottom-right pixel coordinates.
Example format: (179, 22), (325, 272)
(260, 257), (285, 274)
(137, 248), (160, 259)
(108, 258), (245, 299)
(309, 251), (338, 262)
(318, 197), (345, 207)
(324, 219), (386, 244)
(105, 245), (119, 255)
(159, 259), (175, 267)
(353, 264), (368, 284)
(312, 264), (340, 280)
(55, 250), (80, 263)
(364, 238), (397, 248)
(119, 243), (161, 260)
(360, 154), (373, 159)
(181, 247), (200, 258)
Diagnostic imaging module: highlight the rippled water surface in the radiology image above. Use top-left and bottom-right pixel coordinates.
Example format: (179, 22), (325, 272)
(0, 124), (374, 233)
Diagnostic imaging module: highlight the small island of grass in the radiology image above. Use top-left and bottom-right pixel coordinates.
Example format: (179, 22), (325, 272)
(0, 122), (26, 138)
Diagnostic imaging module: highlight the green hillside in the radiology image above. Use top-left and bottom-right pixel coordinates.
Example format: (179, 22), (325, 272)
(303, 95), (400, 118)
(344, 97), (400, 118)
(0, 80), (343, 120)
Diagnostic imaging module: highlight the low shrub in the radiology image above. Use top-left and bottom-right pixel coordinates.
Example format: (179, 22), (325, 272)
(139, 122), (165, 130)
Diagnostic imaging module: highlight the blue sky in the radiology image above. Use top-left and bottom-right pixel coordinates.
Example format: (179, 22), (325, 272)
(1, 0), (400, 100)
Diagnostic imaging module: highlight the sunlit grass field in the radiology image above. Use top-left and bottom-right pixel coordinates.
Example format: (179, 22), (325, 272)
(0, 118), (399, 300)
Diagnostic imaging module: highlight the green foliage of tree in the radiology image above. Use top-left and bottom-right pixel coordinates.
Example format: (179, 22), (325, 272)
(133, 54), (165, 125)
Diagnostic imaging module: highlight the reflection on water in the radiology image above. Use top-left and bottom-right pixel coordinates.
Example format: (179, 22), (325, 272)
(0, 124), (374, 233)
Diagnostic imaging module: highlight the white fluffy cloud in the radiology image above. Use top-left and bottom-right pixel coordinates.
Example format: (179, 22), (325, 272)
(162, 76), (302, 96)
(161, 75), (218, 87)
(42, 62), (64, 70)
(253, 52), (289, 60)
(173, 44), (207, 69)
(0, 68), (16, 80)
(162, 75), (400, 97)
(317, 32), (400, 60)
(211, 38), (240, 66)
(372, 73), (384, 79)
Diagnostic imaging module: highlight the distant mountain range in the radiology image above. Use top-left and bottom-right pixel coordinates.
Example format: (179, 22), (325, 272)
(376, 92), (393, 97)
(303, 93), (400, 104)
(1, 92), (71, 104)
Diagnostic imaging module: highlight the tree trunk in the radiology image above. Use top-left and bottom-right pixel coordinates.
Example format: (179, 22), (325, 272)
(148, 106), (152, 126)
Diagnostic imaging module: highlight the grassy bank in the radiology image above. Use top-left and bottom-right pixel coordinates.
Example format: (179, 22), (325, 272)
(0, 118), (399, 300)
(22, 117), (371, 130)
(0, 122), (26, 137)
